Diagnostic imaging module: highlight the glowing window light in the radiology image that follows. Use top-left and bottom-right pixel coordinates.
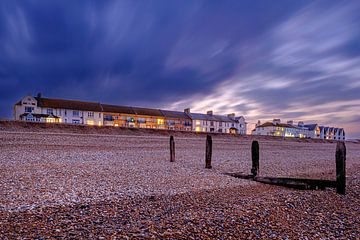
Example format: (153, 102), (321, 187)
(114, 123), (119, 127)
(157, 119), (164, 125)
(195, 126), (201, 132)
(86, 120), (94, 125)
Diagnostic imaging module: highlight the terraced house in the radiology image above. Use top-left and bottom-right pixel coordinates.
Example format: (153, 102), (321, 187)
(14, 94), (246, 134)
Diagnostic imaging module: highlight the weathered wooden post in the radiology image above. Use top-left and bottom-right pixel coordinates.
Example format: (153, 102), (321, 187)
(170, 135), (175, 162)
(205, 135), (212, 169)
(336, 141), (346, 195)
(251, 140), (259, 177)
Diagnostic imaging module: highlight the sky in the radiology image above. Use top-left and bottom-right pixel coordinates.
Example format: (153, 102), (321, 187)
(0, 0), (359, 138)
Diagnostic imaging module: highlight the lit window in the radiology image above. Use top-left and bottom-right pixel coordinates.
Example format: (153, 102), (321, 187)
(86, 120), (94, 125)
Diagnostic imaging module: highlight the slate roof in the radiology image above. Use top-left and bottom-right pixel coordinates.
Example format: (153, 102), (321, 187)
(303, 124), (318, 131)
(17, 96), (240, 122)
(35, 97), (103, 112)
(132, 107), (164, 117)
(160, 110), (191, 120)
(256, 122), (297, 129)
(101, 104), (135, 115)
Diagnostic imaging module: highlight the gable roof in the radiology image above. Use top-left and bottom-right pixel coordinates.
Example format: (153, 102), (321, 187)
(303, 124), (318, 131)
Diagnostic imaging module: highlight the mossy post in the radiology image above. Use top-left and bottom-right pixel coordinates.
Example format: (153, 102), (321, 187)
(336, 141), (346, 195)
(251, 140), (259, 177)
(170, 135), (175, 162)
(205, 135), (212, 169)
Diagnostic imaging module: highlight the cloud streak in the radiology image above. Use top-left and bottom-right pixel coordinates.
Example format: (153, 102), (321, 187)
(0, 0), (359, 137)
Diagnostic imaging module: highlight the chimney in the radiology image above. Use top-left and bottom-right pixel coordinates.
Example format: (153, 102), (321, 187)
(37, 92), (42, 98)
(256, 120), (261, 127)
(184, 108), (190, 114)
(227, 113), (235, 119)
(207, 110), (213, 116)
(273, 118), (281, 125)
(287, 120), (294, 125)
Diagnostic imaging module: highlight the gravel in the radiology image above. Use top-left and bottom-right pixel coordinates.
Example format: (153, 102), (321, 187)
(0, 129), (359, 239)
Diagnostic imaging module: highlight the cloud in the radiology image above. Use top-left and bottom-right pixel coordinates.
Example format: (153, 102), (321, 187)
(0, 0), (359, 137)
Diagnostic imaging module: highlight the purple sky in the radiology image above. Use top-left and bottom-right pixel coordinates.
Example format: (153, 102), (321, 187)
(0, 0), (359, 137)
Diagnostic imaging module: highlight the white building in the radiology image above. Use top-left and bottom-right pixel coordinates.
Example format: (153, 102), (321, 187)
(14, 94), (247, 135)
(252, 119), (345, 140)
(184, 108), (247, 134)
(252, 119), (298, 137)
(14, 94), (103, 126)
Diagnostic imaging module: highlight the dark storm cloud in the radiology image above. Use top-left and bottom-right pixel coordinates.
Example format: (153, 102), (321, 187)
(0, 0), (359, 137)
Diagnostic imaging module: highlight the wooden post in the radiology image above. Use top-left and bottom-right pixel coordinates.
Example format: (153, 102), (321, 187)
(170, 135), (175, 162)
(336, 141), (346, 195)
(251, 140), (259, 176)
(205, 135), (212, 169)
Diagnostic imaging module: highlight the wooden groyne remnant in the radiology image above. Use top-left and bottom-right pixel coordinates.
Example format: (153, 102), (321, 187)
(226, 140), (346, 195)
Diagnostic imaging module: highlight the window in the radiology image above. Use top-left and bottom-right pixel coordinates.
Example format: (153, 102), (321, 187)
(88, 112), (94, 118)
(47, 108), (53, 115)
(73, 110), (79, 117)
(25, 107), (34, 113)
(219, 122), (223, 127)
(99, 113), (101, 118)
(72, 119), (80, 124)
(104, 115), (113, 121)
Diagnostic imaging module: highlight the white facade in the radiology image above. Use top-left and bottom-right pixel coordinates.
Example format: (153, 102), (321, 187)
(14, 95), (103, 126)
(185, 109), (247, 134)
(253, 119), (345, 140)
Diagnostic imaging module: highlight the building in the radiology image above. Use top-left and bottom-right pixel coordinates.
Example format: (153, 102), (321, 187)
(184, 109), (246, 134)
(14, 94), (246, 134)
(252, 119), (298, 137)
(252, 119), (345, 140)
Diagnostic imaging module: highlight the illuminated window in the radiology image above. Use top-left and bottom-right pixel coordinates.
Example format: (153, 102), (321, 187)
(157, 119), (164, 125)
(196, 120), (201, 125)
(86, 120), (94, 125)
(195, 126), (201, 132)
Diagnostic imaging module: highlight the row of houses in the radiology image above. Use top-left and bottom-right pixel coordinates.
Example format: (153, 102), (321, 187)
(14, 94), (247, 134)
(252, 119), (345, 140)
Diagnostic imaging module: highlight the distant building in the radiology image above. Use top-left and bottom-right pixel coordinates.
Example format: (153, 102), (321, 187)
(14, 94), (247, 135)
(252, 119), (298, 137)
(184, 109), (247, 134)
(252, 119), (345, 140)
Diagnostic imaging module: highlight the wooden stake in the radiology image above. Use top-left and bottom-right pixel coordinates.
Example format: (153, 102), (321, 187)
(170, 135), (175, 162)
(205, 135), (212, 169)
(251, 140), (259, 176)
(336, 141), (346, 195)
